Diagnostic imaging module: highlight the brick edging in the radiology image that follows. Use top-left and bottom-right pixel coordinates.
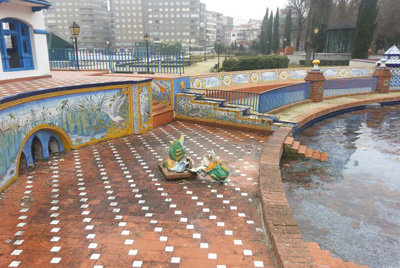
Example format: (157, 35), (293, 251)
(259, 127), (314, 268)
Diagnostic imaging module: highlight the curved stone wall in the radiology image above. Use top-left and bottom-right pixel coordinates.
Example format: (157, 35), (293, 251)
(0, 79), (152, 192)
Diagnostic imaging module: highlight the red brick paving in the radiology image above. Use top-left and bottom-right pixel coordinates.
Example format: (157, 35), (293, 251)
(0, 121), (275, 268)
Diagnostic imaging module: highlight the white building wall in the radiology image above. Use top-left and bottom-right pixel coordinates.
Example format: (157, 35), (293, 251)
(0, 2), (51, 81)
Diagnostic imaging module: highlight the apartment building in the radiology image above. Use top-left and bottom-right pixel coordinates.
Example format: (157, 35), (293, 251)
(45, 0), (237, 50)
(225, 19), (262, 47)
(45, 0), (110, 49)
(141, 0), (204, 47)
(205, 11), (217, 46)
(110, 0), (143, 49)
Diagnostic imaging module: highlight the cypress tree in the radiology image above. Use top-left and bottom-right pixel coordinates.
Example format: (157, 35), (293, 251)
(284, 10), (292, 47)
(272, 8), (280, 53)
(266, 11), (273, 54)
(352, 0), (378, 58)
(260, 8), (269, 54)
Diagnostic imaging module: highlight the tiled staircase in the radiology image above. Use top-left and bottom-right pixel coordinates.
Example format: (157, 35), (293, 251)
(306, 242), (369, 268)
(284, 136), (329, 162)
(179, 92), (276, 130)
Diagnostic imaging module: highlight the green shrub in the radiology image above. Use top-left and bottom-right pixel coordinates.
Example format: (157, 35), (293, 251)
(234, 52), (257, 57)
(222, 55), (289, 71)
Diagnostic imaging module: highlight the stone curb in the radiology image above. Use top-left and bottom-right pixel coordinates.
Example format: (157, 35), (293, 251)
(258, 126), (314, 268)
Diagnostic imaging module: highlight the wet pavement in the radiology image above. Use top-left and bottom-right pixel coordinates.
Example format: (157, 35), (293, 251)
(281, 106), (400, 268)
(0, 121), (274, 268)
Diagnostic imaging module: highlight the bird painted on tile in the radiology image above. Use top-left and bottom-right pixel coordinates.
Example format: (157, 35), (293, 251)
(60, 100), (69, 109)
(155, 82), (167, 93)
(101, 94), (127, 129)
(0, 127), (10, 136)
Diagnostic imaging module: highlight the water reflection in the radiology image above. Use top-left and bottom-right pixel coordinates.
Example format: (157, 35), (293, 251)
(281, 106), (400, 268)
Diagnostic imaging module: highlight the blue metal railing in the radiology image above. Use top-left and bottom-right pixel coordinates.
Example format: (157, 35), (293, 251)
(205, 90), (260, 112)
(48, 48), (185, 74)
(324, 77), (377, 97)
(258, 82), (311, 113)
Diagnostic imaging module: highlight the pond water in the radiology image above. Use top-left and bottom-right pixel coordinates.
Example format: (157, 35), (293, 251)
(281, 106), (400, 268)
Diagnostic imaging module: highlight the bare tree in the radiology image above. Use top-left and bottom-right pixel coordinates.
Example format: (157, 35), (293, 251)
(375, 0), (400, 48)
(304, 0), (332, 65)
(288, 0), (309, 51)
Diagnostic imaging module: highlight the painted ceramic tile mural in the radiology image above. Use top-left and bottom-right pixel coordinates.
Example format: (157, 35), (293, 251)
(233, 73), (249, 84)
(290, 70), (307, 79)
(222, 75), (232, 86)
(131, 85), (140, 134)
(152, 80), (172, 107)
(0, 88), (130, 189)
(176, 94), (271, 129)
(190, 66), (374, 90)
(139, 85), (151, 132)
(261, 71), (277, 82)
(192, 78), (203, 89)
(173, 76), (191, 109)
(323, 68), (338, 77)
(250, 72), (259, 82)
(350, 68), (367, 77)
(204, 76), (221, 88)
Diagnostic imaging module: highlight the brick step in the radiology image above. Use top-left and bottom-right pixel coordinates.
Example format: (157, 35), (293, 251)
(153, 106), (173, 116)
(291, 141), (300, 150)
(284, 136), (294, 146)
(298, 145), (307, 155)
(284, 137), (328, 162)
(152, 103), (169, 113)
(312, 150), (321, 160)
(305, 148), (314, 158)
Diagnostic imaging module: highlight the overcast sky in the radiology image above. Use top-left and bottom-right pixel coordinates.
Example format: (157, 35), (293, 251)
(201, 0), (288, 25)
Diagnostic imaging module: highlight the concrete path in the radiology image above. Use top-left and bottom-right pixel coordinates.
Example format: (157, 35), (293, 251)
(183, 58), (219, 75)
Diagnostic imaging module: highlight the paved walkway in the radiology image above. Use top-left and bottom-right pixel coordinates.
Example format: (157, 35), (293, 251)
(0, 121), (275, 268)
(272, 92), (400, 126)
(183, 58), (219, 75)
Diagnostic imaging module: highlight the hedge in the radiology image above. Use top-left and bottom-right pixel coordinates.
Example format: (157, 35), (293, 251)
(222, 55), (289, 71)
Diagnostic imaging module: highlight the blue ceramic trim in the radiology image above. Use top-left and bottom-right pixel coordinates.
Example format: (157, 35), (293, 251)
(33, 29), (48, 34)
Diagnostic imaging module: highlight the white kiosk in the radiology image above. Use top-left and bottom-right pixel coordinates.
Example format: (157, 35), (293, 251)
(0, 0), (51, 81)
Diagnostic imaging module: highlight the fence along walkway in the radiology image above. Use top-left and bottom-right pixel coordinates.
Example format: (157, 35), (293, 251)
(48, 48), (185, 74)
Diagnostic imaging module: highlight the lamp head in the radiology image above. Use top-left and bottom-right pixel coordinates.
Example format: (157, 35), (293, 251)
(69, 21), (80, 37)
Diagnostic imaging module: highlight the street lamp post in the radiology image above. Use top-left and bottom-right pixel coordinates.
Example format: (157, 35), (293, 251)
(69, 22), (80, 70)
(217, 40), (221, 69)
(144, 33), (150, 74)
(313, 27), (319, 61)
(189, 40), (191, 65)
